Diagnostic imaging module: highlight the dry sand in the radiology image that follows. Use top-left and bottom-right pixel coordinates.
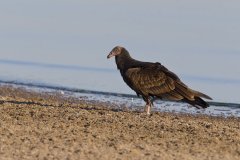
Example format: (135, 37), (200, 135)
(0, 86), (239, 160)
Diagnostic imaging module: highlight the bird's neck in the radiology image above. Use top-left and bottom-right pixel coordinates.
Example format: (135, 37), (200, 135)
(115, 50), (136, 71)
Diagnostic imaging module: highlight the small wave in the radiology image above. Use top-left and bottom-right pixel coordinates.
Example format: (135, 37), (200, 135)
(0, 79), (239, 109)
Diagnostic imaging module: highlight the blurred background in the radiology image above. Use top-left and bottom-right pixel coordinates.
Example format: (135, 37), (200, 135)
(0, 0), (239, 103)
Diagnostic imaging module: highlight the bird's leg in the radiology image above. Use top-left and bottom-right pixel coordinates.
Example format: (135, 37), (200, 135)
(145, 98), (153, 115)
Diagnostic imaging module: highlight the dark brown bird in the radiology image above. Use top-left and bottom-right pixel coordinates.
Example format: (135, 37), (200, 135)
(107, 46), (212, 114)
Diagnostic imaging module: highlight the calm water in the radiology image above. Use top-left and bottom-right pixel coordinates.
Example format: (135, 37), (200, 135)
(0, 0), (240, 103)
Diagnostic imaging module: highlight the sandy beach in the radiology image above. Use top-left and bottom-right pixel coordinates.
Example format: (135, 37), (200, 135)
(0, 86), (239, 160)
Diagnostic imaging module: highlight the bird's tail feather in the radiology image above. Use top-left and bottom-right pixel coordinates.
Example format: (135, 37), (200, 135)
(190, 89), (212, 100)
(183, 97), (209, 109)
(175, 82), (212, 108)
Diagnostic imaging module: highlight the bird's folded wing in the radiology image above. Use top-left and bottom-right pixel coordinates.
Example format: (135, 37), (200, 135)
(125, 66), (177, 96)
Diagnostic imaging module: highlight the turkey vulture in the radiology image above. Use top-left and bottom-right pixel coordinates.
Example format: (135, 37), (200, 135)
(107, 46), (212, 114)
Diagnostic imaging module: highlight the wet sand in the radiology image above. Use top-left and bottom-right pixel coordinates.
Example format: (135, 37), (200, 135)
(0, 86), (239, 160)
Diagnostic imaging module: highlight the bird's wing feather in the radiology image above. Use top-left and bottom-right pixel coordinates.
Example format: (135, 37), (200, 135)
(124, 64), (177, 97)
(124, 63), (210, 102)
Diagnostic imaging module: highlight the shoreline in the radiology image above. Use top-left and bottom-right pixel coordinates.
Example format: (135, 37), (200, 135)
(0, 79), (239, 107)
(0, 86), (239, 159)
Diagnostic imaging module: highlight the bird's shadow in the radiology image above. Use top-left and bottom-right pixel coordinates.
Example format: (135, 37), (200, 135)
(0, 99), (134, 113)
(0, 100), (55, 107)
(0, 99), (148, 115)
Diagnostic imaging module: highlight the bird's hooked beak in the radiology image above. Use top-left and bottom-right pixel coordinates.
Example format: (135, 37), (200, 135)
(107, 46), (122, 59)
(107, 51), (117, 59)
(107, 51), (116, 59)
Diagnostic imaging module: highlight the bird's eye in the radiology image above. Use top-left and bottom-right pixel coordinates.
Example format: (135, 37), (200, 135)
(114, 48), (119, 52)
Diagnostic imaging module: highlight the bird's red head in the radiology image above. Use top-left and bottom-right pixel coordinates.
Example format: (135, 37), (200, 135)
(107, 46), (123, 59)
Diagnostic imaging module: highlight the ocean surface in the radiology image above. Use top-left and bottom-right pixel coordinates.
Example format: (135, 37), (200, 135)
(0, 0), (240, 104)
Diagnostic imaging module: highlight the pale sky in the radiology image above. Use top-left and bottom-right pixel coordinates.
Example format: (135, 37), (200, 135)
(0, 0), (240, 103)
